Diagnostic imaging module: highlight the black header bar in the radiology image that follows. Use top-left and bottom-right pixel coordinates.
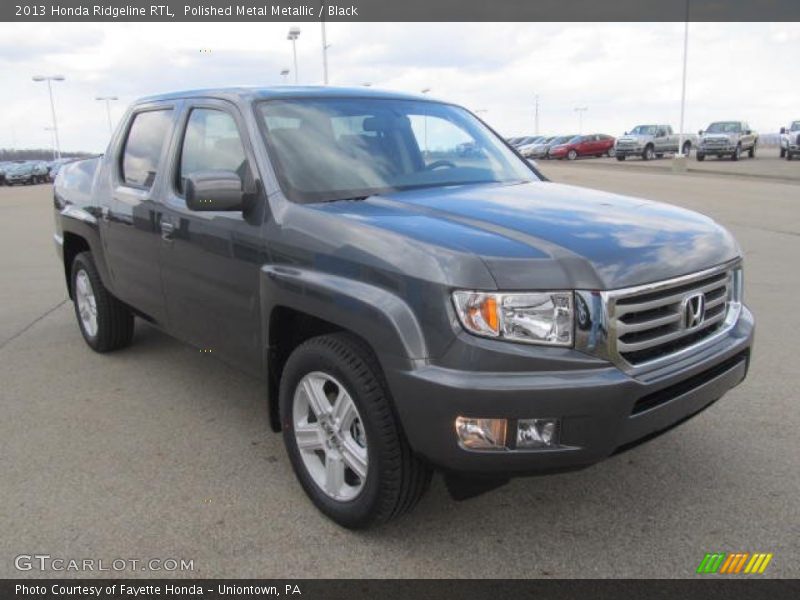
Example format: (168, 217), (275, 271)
(4, 0), (800, 22)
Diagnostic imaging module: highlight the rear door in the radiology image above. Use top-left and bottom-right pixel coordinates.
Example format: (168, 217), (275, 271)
(156, 99), (268, 375)
(104, 103), (178, 323)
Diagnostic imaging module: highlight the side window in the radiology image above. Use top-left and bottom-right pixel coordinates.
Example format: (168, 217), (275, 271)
(178, 108), (247, 194)
(121, 109), (173, 188)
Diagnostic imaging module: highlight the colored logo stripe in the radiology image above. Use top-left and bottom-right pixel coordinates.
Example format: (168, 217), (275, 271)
(697, 552), (773, 574)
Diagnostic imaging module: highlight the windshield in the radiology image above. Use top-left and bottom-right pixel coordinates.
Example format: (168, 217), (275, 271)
(630, 125), (657, 135)
(257, 98), (537, 203)
(791, 121), (800, 131)
(706, 122), (741, 133)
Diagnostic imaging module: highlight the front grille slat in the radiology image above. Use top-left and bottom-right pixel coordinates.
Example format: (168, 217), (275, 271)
(615, 278), (727, 317)
(617, 309), (726, 353)
(607, 267), (736, 368)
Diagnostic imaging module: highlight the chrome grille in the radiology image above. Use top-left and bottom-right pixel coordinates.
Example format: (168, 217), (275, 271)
(607, 266), (738, 368)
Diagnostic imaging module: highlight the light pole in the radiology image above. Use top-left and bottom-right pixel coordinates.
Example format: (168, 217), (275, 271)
(362, 82), (372, 87)
(320, 5), (331, 85)
(280, 68), (290, 83)
(32, 75), (64, 160)
(44, 127), (56, 160)
(287, 27), (301, 84)
(534, 94), (540, 135)
(420, 89), (431, 153)
(95, 96), (118, 136)
(677, 0), (690, 157)
(574, 106), (588, 133)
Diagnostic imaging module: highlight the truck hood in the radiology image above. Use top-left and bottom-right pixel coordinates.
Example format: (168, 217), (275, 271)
(310, 181), (740, 290)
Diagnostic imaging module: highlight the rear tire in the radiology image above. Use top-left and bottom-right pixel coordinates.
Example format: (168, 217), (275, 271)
(642, 145), (654, 161)
(71, 252), (135, 352)
(749, 144), (756, 158)
(616, 155), (626, 161)
(566, 149), (577, 161)
(280, 333), (432, 529)
(780, 147), (786, 158)
(696, 153), (705, 162)
(682, 142), (692, 156)
(788, 152), (794, 162)
(607, 147), (616, 158)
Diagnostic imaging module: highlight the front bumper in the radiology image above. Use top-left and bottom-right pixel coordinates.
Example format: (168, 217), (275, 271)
(615, 146), (643, 156)
(384, 306), (753, 475)
(699, 145), (735, 155)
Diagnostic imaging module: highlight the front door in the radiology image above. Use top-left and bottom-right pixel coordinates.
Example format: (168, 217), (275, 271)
(156, 101), (268, 375)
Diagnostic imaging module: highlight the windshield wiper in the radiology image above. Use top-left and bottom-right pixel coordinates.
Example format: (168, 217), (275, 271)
(320, 195), (373, 204)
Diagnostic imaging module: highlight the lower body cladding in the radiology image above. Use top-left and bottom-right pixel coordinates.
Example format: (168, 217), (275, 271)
(383, 307), (753, 496)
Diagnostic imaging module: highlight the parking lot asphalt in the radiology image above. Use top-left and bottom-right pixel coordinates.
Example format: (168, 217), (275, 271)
(1, 164), (798, 579)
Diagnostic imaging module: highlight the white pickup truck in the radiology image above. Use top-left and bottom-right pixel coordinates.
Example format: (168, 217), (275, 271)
(614, 125), (694, 161)
(780, 120), (800, 160)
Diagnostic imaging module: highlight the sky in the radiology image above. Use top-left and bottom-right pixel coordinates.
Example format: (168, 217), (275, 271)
(0, 21), (798, 153)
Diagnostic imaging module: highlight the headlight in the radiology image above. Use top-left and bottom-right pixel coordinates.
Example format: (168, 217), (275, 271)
(452, 291), (573, 346)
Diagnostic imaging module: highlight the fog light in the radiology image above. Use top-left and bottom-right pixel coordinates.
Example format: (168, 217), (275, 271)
(517, 418), (560, 448)
(455, 417), (507, 450)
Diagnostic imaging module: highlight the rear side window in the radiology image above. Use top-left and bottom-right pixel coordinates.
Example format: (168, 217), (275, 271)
(121, 109), (173, 188)
(177, 108), (247, 193)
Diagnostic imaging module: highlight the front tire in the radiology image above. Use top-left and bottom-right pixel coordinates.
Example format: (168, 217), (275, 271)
(71, 252), (135, 352)
(566, 149), (578, 161)
(682, 142), (692, 156)
(731, 145), (741, 161)
(642, 145), (654, 161)
(696, 153), (705, 162)
(280, 333), (431, 529)
(749, 144), (756, 158)
(780, 147), (786, 158)
(616, 155), (626, 161)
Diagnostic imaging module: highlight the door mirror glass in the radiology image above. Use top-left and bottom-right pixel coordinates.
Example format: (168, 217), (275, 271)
(698, 130), (704, 136)
(185, 170), (244, 211)
(744, 130), (751, 135)
(780, 127), (786, 134)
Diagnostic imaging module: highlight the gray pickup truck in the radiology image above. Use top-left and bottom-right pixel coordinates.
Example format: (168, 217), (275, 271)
(780, 120), (800, 160)
(53, 87), (754, 528)
(697, 121), (758, 161)
(614, 124), (694, 161)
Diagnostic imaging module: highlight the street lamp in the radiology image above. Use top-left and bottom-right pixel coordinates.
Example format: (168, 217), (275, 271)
(280, 68), (290, 83)
(534, 94), (540, 135)
(362, 82), (372, 87)
(287, 27), (301, 84)
(677, 0), (690, 158)
(320, 4), (331, 85)
(95, 96), (118, 136)
(32, 75), (64, 160)
(420, 88), (431, 94)
(44, 127), (56, 161)
(574, 106), (588, 133)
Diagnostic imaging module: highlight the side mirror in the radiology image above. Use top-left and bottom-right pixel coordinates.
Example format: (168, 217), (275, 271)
(698, 130), (703, 136)
(744, 130), (751, 135)
(780, 127), (786, 134)
(185, 170), (245, 212)
(624, 131), (628, 136)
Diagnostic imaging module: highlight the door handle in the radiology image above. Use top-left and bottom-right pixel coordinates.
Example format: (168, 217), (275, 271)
(160, 217), (175, 241)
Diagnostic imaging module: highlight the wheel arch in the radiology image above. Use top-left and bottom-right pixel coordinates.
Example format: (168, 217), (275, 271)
(261, 266), (428, 432)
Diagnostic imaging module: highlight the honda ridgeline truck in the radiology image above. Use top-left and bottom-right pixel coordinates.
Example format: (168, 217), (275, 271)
(53, 87), (754, 529)
(614, 124), (694, 161)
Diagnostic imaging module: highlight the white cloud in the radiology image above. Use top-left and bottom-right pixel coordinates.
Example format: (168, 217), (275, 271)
(0, 21), (798, 152)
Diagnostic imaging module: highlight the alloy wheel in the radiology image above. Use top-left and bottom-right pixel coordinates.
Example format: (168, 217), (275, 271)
(75, 270), (98, 338)
(292, 371), (368, 501)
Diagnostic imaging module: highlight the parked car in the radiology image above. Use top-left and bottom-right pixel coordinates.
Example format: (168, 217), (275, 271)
(696, 121), (757, 161)
(0, 162), (9, 185)
(511, 136), (541, 149)
(529, 135), (576, 159)
(779, 120), (800, 160)
(615, 124), (695, 161)
(53, 86), (752, 529)
(519, 136), (556, 158)
(5, 162), (36, 185)
(32, 161), (50, 183)
(549, 134), (616, 160)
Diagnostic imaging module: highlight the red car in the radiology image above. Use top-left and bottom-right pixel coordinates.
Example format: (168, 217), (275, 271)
(549, 134), (616, 160)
